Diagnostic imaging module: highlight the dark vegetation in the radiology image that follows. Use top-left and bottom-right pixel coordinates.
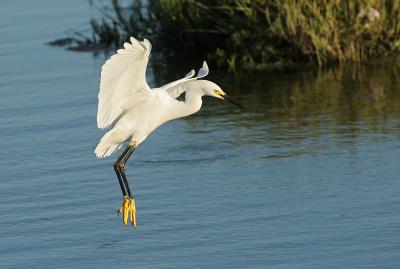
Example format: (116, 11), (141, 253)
(51, 0), (400, 71)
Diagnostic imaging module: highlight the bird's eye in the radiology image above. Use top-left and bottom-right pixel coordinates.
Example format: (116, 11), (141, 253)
(214, 89), (224, 96)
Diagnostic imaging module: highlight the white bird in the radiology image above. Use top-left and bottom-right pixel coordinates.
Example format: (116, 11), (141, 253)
(94, 37), (242, 226)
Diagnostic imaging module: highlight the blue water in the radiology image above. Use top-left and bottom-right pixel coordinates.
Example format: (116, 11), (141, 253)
(1, 1), (400, 268)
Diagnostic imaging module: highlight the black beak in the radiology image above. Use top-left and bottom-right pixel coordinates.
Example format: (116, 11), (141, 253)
(223, 94), (244, 109)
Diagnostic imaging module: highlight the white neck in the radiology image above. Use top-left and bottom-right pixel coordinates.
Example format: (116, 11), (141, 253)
(183, 88), (203, 114)
(171, 82), (204, 119)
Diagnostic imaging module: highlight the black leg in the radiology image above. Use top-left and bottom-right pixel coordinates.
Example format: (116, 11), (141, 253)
(113, 164), (127, 196)
(113, 146), (132, 197)
(118, 144), (136, 198)
(114, 143), (138, 226)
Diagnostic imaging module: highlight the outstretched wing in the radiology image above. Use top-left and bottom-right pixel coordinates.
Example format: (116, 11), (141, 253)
(97, 37), (153, 129)
(161, 61), (209, 99)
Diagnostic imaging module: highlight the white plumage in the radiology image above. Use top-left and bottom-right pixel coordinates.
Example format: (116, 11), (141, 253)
(97, 37), (152, 129)
(95, 37), (238, 158)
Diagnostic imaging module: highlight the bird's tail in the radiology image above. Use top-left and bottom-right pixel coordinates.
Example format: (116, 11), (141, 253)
(94, 129), (123, 158)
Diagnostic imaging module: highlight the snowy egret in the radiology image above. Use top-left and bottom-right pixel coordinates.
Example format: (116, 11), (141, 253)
(94, 37), (242, 226)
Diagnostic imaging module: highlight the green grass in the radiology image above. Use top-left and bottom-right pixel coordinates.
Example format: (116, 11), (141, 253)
(57, 0), (400, 71)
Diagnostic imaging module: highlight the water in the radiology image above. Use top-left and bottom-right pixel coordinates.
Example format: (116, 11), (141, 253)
(1, 1), (400, 268)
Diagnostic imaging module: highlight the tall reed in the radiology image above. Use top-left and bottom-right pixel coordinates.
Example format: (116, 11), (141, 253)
(65, 0), (400, 71)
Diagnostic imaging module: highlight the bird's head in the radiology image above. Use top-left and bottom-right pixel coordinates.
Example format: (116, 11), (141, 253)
(200, 80), (243, 109)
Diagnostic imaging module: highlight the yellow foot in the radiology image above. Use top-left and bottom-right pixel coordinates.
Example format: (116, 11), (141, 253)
(117, 195), (137, 227)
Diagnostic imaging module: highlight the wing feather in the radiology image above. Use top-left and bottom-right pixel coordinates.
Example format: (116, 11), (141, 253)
(161, 61), (209, 99)
(97, 37), (153, 129)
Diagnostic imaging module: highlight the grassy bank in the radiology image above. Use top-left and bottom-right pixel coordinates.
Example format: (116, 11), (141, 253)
(55, 0), (400, 71)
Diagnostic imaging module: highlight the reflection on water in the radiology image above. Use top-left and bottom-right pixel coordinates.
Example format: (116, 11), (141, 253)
(155, 58), (400, 165)
(218, 58), (400, 126)
(155, 56), (400, 139)
(1, 1), (400, 269)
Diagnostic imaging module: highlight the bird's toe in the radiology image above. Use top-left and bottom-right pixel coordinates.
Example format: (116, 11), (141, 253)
(129, 198), (137, 227)
(117, 195), (137, 227)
